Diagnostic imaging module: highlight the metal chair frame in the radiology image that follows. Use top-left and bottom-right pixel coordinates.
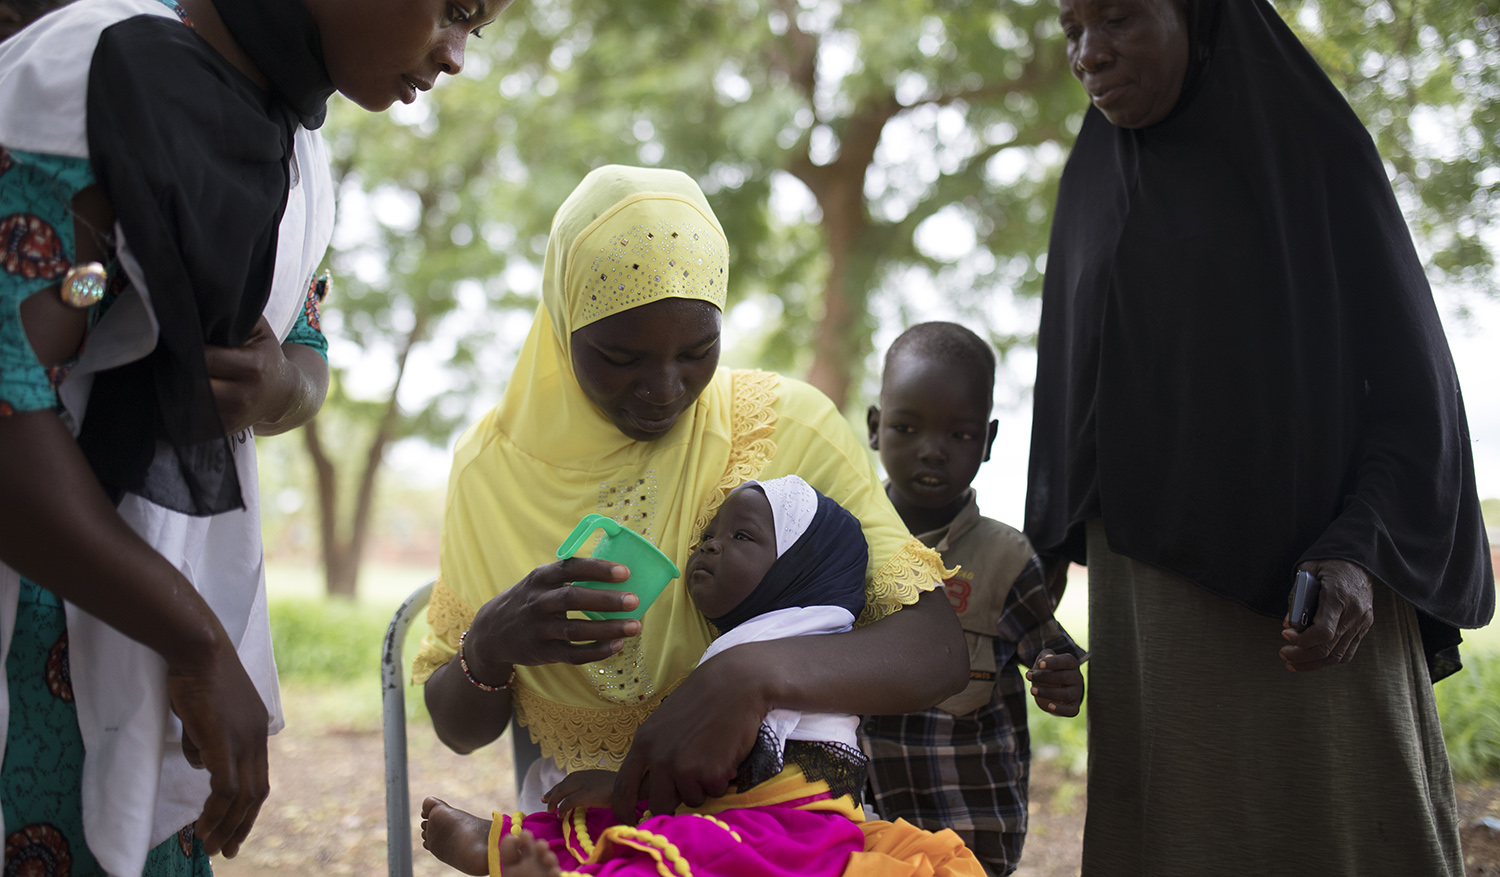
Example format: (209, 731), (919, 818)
(382, 581), (540, 877)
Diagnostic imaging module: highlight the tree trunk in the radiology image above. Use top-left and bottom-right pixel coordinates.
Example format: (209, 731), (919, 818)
(300, 314), (428, 599)
(791, 95), (900, 409)
(804, 175), (866, 409)
(303, 418), (357, 599)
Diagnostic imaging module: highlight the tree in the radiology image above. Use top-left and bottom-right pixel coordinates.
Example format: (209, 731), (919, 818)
(1279, 0), (1500, 302)
(305, 0), (1500, 595)
(296, 78), (537, 597)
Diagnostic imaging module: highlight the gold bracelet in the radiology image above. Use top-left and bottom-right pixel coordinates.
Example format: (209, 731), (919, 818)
(458, 629), (515, 692)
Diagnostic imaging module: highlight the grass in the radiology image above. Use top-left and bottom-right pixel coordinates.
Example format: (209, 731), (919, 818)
(265, 564), (438, 731)
(1435, 651), (1500, 781)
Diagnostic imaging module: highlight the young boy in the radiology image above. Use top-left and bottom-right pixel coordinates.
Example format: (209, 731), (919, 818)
(860, 321), (1085, 877)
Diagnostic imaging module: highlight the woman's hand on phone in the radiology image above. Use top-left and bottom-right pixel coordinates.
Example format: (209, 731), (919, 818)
(1278, 560), (1374, 672)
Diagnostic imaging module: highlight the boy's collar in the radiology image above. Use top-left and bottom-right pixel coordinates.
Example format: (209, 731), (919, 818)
(885, 483), (981, 551)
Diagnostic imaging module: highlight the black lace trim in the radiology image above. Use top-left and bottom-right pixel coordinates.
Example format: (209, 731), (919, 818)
(734, 724), (784, 792)
(785, 740), (868, 799)
(733, 728), (869, 800)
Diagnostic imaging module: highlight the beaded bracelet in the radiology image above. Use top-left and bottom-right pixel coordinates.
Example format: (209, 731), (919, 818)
(458, 629), (515, 693)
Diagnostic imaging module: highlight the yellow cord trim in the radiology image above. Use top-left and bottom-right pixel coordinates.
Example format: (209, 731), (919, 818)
(411, 578), (476, 685)
(487, 812), (506, 877)
(591, 825), (692, 877)
(509, 812), (524, 836)
(856, 537), (953, 628)
(690, 369), (779, 541)
(511, 680), (681, 773)
(566, 805), (595, 860)
(689, 813), (742, 842)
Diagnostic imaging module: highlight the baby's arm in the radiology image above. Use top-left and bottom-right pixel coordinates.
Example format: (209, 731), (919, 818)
(542, 769), (617, 814)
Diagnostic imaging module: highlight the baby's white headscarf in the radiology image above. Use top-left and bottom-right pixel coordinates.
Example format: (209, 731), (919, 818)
(732, 474), (818, 558)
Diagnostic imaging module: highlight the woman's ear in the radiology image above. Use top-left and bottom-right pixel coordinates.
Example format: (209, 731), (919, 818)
(866, 405), (882, 449)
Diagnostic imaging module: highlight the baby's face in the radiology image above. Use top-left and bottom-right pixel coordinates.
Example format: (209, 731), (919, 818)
(684, 487), (778, 619)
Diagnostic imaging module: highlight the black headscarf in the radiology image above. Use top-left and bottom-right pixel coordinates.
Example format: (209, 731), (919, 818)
(78, 0), (333, 514)
(1024, 0), (1494, 679)
(708, 489), (868, 634)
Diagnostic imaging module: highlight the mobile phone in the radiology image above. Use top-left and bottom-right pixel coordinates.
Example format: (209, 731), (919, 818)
(1289, 570), (1320, 631)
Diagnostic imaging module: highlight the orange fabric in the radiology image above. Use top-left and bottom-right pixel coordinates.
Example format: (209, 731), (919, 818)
(841, 819), (986, 877)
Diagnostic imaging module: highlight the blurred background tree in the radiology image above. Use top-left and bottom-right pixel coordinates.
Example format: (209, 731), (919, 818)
(275, 0), (1500, 597)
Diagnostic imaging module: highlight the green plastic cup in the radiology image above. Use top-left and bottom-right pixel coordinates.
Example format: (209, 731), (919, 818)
(556, 514), (680, 621)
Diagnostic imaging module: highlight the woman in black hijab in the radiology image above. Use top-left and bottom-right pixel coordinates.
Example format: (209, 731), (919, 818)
(1025, 0), (1493, 872)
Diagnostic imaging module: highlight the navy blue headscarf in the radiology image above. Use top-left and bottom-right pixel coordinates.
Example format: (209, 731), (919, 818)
(707, 487), (867, 634)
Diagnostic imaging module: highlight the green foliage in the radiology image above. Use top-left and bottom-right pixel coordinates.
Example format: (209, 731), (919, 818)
(268, 599), (390, 681)
(1482, 497), (1500, 530)
(268, 596), (436, 729)
(306, 0), (1500, 590)
(1028, 696), (1089, 777)
(1274, 0), (1500, 299)
(320, 0), (1500, 422)
(1436, 650), (1500, 781)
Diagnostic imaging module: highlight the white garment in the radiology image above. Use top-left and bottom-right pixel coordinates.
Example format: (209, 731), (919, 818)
(0, 1), (335, 871)
(698, 605), (860, 752)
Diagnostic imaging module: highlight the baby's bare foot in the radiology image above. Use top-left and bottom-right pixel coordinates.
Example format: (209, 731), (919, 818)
(420, 797), (490, 876)
(499, 828), (562, 877)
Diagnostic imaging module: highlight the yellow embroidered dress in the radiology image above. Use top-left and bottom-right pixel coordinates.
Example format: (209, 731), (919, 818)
(411, 165), (946, 774)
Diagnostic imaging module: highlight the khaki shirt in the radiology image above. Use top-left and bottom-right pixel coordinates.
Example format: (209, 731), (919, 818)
(911, 489), (1037, 716)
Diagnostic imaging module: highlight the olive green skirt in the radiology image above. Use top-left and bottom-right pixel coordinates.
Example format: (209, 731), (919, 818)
(1082, 521), (1462, 876)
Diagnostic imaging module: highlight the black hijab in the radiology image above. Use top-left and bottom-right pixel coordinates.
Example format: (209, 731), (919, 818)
(78, 0), (333, 515)
(1025, 0), (1494, 679)
(708, 489), (868, 634)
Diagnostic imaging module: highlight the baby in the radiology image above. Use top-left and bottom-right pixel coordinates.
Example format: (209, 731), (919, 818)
(421, 476), (934, 877)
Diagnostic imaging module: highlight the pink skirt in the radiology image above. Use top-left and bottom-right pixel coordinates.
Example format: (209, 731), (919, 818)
(490, 797), (865, 876)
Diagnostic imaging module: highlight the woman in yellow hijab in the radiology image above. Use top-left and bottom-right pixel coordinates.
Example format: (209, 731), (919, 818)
(416, 165), (966, 819)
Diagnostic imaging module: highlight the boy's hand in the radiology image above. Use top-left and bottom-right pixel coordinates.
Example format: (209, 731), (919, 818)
(543, 770), (617, 815)
(1026, 649), (1084, 717)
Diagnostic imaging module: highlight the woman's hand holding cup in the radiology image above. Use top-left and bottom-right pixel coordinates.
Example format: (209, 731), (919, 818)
(464, 557), (643, 678)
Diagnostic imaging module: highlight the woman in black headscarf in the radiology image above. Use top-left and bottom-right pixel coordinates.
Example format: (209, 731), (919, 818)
(1024, 0), (1494, 872)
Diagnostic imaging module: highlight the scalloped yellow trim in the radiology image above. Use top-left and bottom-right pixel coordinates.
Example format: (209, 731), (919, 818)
(857, 537), (954, 628)
(565, 805), (595, 861)
(591, 825), (692, 877)
(411, 578), (476, 685)
(690, 369), (779, 541)
(511, 679), (681, 773)
(689, 813), (742, 842)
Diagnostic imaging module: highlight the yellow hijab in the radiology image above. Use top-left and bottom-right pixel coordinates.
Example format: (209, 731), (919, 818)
(417, 166), (745, 767)
(415, 166), (949, 772)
